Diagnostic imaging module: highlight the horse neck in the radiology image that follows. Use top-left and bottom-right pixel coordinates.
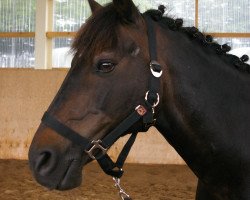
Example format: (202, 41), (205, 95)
(155, 27), (250, 176)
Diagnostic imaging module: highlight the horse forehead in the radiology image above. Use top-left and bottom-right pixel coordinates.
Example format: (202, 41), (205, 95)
(118, 25), (147, 46)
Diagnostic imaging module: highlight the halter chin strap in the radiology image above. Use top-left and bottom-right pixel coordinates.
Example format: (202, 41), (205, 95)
(41, 15), (162, 188)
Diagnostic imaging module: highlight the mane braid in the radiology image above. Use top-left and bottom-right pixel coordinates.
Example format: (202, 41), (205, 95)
(144, 8), (250, 74)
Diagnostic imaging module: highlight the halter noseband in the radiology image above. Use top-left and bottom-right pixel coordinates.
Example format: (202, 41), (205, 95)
(41, 15), (162, 199)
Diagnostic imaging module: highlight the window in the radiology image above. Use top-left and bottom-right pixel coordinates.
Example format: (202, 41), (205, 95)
(52, 0), (91, 68)
(199, 0), (250, 33)
(0, 0), (36, 68)
(0, 38), (35, 67)
(198, 0), (250, 55)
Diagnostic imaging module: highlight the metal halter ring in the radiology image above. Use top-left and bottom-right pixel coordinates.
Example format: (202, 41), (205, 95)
(150, 60), (163, 78)
(145, 91), (160, 108)
(85, 140), (108, 160)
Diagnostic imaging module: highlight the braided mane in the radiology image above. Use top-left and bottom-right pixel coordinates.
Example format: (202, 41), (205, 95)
(72, 3), (249, 73)
(144, 6), (250, 73)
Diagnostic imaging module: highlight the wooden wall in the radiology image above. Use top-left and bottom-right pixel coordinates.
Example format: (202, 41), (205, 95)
(0, 69), (184, 164)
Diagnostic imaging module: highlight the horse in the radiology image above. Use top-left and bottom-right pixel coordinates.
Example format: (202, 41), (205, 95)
(28, 0), (250, 199)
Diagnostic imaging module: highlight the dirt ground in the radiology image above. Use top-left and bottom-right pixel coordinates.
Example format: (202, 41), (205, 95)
(0, 160), (197, 200)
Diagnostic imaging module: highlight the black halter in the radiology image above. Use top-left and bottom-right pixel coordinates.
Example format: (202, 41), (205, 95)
(41, 15), (162, 181)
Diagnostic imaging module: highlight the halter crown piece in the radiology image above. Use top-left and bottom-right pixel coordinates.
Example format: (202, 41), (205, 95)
(41, 10), (163, 200)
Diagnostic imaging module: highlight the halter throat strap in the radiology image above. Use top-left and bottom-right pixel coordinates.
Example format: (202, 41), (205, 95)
(41, 15), (162, 180)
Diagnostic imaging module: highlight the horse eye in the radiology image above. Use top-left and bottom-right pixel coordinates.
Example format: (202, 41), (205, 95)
(96, 61), (116, 73)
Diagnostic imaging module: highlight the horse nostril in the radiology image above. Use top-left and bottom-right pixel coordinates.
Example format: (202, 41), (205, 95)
(34, 150), (57, 176)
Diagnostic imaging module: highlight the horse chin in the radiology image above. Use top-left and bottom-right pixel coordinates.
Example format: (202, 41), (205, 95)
(55, 160), (83, 191)
(52, 155), (92, 191)
(32, 159), (84, 191)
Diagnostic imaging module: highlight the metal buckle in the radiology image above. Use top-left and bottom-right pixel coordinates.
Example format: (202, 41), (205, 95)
(150, 60), (163, 78)
(85, 140), (107, 160)
(145, 91), (160, 108)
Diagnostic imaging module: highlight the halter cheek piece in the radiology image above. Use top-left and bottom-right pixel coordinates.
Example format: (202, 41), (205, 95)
(42, 16), (161, 199)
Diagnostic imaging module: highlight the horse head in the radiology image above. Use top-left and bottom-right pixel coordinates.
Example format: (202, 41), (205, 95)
(29, 0), (165, 190)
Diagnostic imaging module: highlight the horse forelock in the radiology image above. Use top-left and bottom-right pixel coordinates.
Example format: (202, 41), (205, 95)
(71, 4), (120, 61)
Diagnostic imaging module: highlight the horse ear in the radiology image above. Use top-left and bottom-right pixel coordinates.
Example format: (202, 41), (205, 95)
(113, 0), (140, 23)
(88, 0), (102, 13)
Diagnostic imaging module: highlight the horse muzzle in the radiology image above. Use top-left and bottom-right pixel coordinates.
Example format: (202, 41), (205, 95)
(28, 125), (85, 190)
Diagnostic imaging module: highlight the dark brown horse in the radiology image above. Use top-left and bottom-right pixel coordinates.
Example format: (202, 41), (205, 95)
(29, 0), (250, 199)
